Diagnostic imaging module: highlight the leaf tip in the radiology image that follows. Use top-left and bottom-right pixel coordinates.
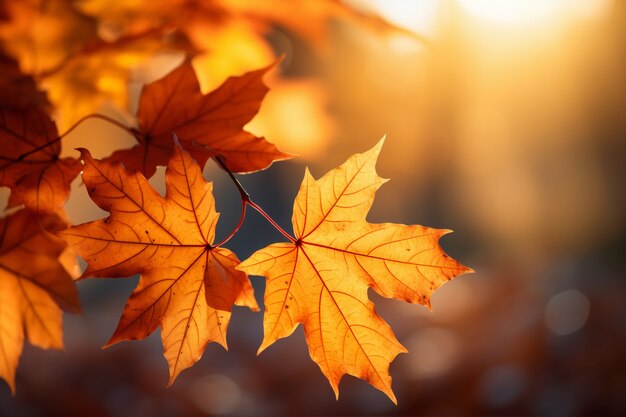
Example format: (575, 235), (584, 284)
(75, 147), (92, 163)
(2, 377), (16, 396)
(276, 149), (299, 161)
(217, 338), (229, 351)
(266, 54), (286, 75)
(440, 228), (454, 236)
(328, 378), (340, 401)
(256, 340), (270, 356)
(361, 135), (386, 165)
(102, 336), (120, 350)
(373, 135), (386, 154)
(303, 166), (315, 183)
(388, 391), (399, 405)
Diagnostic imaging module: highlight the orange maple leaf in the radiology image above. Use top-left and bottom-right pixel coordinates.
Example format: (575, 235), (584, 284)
(238, 138), (472, 403)
(60, 143), (259, 384)
(106, 59), (293, 178)
(0, 209), (81, 393)
(0, 106), (82, 214)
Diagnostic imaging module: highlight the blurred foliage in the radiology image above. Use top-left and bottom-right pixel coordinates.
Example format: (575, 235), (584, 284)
(1, 0), (625, 415)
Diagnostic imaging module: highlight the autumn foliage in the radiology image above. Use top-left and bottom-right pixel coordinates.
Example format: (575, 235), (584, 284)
(0, 0), (471, 403)
(106, 60), (293, 178)
(61, 144), (259, 385)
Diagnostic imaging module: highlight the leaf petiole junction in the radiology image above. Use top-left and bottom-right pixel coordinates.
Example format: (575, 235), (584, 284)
(213, 155), (296, 244)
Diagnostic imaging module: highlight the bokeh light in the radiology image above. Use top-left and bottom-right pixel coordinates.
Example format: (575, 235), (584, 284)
(189, 374), (242, 415)
(404, 327), (460, 379)
(478, 365), (527, 408)
(544, 289), (590, 336)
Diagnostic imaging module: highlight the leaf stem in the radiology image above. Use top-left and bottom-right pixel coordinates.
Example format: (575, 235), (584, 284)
(246, 199), (295, 243)
(18, 113), (138, 161)
(213, 155), (295, 243)
(213, 156), (250, 201)
(214, 201), (247, 248)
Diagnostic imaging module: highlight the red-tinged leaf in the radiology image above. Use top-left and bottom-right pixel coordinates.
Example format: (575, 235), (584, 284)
(0, 209), (81, 393)
(0, 107), (82, 213)
(59, 144), (258, 384)
(239, 138), (473, 403)
(105, 60), (294, 178)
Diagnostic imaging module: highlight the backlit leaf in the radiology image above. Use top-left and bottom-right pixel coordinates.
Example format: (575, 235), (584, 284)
(0, 106), (82, 214)
(105, 59), (294, 178)
(60, 143), (258, 384)
(239, 138), (472, 402)
(0, 209), (81, 393)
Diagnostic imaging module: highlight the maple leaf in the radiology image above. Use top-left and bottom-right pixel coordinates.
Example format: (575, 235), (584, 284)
(238, 138), (472, 403)
(59, 143), (259, 384)
(0, 106), (82, 214)
(106, 59), (293, 178)
(0, 209), (81, 393)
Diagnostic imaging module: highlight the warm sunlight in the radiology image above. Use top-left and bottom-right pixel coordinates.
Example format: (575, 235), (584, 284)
(458, 0), (613, 25)
(1, 0), (624, 415)
(353, 0), (439, 35)
(360, 0), (613, 32)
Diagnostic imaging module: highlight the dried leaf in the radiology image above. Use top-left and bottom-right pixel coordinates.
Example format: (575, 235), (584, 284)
(239, 138), (472, 402)
(0, 106), (82, 213)
(0, 209), (81, 393)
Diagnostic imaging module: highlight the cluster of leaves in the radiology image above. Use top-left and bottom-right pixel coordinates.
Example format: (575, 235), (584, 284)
(0, 0), (470, 403)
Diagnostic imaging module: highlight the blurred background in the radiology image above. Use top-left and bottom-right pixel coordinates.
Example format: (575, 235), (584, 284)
(1, 0), (625, 415)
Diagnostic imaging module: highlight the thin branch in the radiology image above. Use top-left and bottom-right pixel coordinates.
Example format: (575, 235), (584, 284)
(213, 155), (295, 243)
(17, 113), (137, 161)
(247, 199), (295, 243)
(213, 201), (247, 248)
(213, 156), (250, 201)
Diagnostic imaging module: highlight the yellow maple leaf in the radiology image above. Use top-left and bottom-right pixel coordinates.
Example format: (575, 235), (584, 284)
(239, 138), (472, 402)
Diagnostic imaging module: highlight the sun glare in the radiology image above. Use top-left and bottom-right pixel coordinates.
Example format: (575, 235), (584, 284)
(354, 0), (439, 35)
(458, 0), (562, 24)
(364, 0), (614, 30)
(458, 0), (613, 25)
